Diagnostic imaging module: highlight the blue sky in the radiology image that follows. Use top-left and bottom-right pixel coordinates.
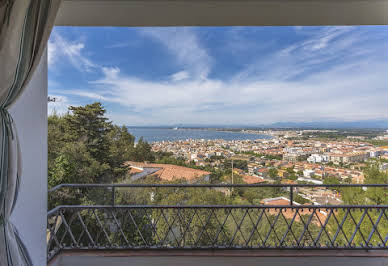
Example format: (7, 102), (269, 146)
(48, 26), (388, 126)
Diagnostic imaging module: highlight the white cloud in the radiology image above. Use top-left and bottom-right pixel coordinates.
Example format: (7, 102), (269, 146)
(47, 38), (56, 67)
(51, 27), (388, 125)
(69, 90), (108, 101)
(235, 27), (364, 83)
(48, 32), (97, 71)
(171, 71), (190, 81)
(68, 56), (388, 125)
(298, 27), (354, 52)
(140, 28), (212, 80)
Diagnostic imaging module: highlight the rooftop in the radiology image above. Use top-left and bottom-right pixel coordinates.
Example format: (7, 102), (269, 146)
(127, 161), (211, 181)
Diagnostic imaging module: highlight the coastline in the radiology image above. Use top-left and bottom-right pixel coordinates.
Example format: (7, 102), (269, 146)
(127, 127), (272, 143)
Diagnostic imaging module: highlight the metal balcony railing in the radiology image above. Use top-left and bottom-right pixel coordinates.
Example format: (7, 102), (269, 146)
(47, 184), (388, 262)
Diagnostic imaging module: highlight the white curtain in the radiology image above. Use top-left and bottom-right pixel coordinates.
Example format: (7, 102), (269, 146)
(0, 0), (60, 265)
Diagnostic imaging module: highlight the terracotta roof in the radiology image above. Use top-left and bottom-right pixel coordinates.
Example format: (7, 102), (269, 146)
(243, 175), (266, 184)
(261, 197), (299, 206)
(127, 161), (210, 181)
(260, 197), (327, 223)
(129, 168), (143, 174)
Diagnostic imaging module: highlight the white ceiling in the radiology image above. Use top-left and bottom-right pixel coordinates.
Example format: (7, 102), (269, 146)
(55, 0), (388, 27)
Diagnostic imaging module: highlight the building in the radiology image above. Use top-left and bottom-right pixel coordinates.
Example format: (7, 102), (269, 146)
(242, 175), (266, 184)
(328, 152), (369, 164)
(307, 154), (329, 163)
(260, 197), (327, 224)
(127, 161), (211, 182)
(283, 153), (299, 161)
(380, 163), (388, 171)
(303, 169), (315, 178)
(297, 177), (323, 185)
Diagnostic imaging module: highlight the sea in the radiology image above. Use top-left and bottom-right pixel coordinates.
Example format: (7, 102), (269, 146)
(127, 127), (271, 143)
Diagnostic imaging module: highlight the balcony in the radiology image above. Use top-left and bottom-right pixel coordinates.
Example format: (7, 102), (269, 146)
(47, 184), (388, 265)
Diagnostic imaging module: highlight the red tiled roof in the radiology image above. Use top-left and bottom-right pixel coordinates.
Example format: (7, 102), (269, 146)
(127, 161), (210, 181)
(129, 168), (143, 174)
(243, 175), (266, 184)
(260, 197), (327, 223)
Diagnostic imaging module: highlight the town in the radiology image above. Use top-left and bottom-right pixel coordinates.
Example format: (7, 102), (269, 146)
(123, 129), (388, 206)
(47, 104), (388, 227)
(47, 104), (388, 259)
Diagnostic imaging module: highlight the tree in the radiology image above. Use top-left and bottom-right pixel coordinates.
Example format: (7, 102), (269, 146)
(364, 165), (388, 205)
(323, 176), (340, 185)
(339, 165), (387, 205)
(209, 170), (223, 184)
(288, 173), (298, 180)
(293, 194), (310, 204)
(269, 168), (279, 179)
(242, 186), (284, 204)
(48, 113), (68, 177)
(48, 102), (143, 189)
(130, 137), (155, 162)
(49, 142), (109, 185)
(107, 125), (135, 177)
(65, 102), (112, 162)
(223, 159), (248, 171)
(48, 142), (111, 209)
(286, 167), (294, 174)
(329, 165), (388, 246)
(153, 180), (230, 246)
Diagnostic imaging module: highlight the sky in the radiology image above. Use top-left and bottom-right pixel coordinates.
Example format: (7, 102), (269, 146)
(48, 26), (388, 126)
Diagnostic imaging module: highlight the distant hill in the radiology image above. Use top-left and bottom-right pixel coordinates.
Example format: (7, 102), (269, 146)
(127, 119), (388, 130)
(265, 120), (388, 129)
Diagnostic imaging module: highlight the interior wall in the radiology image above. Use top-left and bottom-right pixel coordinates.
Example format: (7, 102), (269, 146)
(4, 1), (387, 265)
(10, 51), (48, 266)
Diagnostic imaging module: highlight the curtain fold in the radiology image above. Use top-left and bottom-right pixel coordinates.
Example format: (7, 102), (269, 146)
(0, 0), (60, 265)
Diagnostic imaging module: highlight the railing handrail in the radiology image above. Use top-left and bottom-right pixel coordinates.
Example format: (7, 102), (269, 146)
(48, 204), (388, 216)
(48, 182), (388, 193)
(47, 204), (388, 261)
(47, 204), (388, 259)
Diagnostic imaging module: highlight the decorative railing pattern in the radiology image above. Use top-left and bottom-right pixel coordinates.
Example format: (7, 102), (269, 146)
(47, 184), (388, 262)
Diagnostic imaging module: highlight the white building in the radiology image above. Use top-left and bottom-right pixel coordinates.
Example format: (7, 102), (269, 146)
(369, 149), (382, 158)
(307, 154), (329, 163)
(303, 169), (315, 178)
(297, 177), (323, 185)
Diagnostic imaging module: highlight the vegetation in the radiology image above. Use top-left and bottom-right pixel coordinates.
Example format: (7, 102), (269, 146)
(365, 140), (388, 147)
(330, 166), (388, 246)
(49, 103), (387, 249)
(48, 102), (153, 189)
(323, 176), (340, 185)
(301, 129), (384, 140)
(223, 159), (248, 171)
(340, 165), (387, 205)
(240, 151), (282, 160)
